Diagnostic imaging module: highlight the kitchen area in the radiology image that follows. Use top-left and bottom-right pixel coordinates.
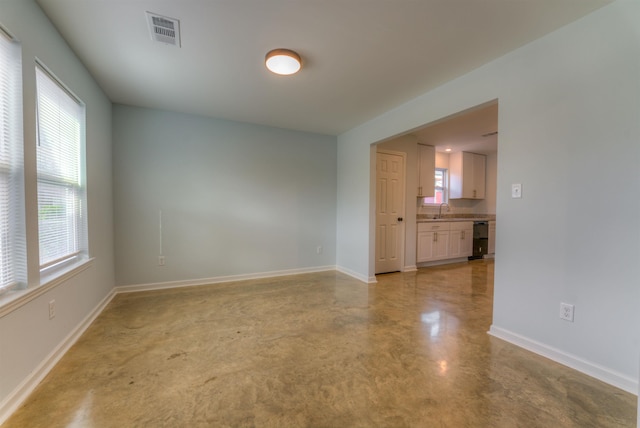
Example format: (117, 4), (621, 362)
(375, 102), (497, 274)
(416, 147), (496, 266)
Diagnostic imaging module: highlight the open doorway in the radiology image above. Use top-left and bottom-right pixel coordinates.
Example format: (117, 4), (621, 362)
(372, 100), (498, 277)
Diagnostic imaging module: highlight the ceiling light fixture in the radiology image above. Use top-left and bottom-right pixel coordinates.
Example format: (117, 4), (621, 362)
(265, 49), (302, 75)
(445, 148), (452, 152)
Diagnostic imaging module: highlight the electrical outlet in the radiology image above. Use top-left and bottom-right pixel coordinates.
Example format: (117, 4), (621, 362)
(559, 303), (574, 322)
(316, 246), (323, 254)
(49, 300), (56, 320)
(158, 256), (165, 266)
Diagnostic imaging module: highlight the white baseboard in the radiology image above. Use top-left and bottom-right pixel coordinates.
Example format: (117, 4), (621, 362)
(488, 325), (638, 395)
(0, 288), (117, 425)
(335, 265), (375, 283)
(403, 265), (418, 272)
(115, 265), (337, 293)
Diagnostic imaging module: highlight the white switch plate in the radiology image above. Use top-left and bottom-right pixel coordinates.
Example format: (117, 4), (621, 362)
(511, 183), (522, 199)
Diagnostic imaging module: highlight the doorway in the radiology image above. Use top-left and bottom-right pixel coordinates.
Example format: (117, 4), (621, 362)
(375, 150), (406, 274)
(370, 100), (498, 279)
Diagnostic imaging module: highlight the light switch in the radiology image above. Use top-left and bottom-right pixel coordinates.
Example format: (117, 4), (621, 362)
(511, 183), (522, 199)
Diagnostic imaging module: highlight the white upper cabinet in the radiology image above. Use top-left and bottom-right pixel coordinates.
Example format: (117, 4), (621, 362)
(449, 151), (486, 199)
(417, 144), (435, 198)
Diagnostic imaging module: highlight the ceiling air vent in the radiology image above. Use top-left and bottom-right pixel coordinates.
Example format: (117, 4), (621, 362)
(146, 12), (181, 47)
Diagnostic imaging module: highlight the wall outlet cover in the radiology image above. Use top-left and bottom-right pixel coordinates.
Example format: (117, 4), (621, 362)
(560, 302), (574, 322)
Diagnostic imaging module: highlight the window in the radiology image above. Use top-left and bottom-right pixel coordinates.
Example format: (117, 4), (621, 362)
(36, 63), (88, 273)
(0, 28), (26, 293)
(423, 168), (448, 205)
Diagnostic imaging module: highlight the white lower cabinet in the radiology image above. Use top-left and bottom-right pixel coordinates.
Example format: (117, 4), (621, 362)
(416, 230), (435, 261)
(449, 222), (474, 258)
(433, 230), (450, 259)
(417, 222), (449, 263)
(417, 221), (474, 263)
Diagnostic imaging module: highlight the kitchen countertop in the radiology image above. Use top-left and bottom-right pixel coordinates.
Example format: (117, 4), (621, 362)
(416, 216), (495, 223)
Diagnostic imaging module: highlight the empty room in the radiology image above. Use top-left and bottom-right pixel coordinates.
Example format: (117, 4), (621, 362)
(0, 0), (638, 426)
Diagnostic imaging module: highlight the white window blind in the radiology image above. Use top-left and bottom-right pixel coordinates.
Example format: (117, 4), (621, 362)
(36, 64), (87, 270)
(0, 28), (26, 293)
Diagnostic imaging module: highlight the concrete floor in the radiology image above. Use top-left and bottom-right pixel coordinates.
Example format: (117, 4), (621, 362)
(4, 260), (637, 427)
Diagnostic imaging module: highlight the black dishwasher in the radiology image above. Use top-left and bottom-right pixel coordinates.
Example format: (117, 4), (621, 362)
(470, 221), (488, 260)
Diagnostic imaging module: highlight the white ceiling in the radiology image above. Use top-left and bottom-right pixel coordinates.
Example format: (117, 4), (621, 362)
(410, 101), (498, 154)
(36, 0), (611, 136)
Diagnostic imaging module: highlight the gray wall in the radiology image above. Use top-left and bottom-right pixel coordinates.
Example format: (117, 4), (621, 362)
(2, 0), (638, 421)
(337, 0), (639, 393)
(113, 105), (337, 286)
(0, 0), (114, 413)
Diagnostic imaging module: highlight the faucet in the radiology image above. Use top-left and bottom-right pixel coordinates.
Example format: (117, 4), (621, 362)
(438, 203), (449, 219)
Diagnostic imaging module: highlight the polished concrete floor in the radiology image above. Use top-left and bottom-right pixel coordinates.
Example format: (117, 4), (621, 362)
(5, 260), (637, 427)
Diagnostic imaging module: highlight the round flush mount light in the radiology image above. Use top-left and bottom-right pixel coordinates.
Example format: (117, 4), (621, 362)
(265, 49), (302, 75)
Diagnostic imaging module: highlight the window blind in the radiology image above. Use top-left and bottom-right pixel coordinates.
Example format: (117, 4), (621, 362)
(0, 28), (26, 293)
(35, 64), (87, 269)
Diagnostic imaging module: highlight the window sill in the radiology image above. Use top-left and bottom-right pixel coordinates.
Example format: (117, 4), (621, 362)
(0, 257), (94, 318)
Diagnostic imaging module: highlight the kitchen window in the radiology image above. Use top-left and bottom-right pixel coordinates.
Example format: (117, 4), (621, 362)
(35, 63), (88, 275)
(423, 168), (448, 205)
(0, 27), (26, 294)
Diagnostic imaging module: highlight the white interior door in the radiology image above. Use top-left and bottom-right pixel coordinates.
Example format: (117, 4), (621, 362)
(375, 151), (405, 274)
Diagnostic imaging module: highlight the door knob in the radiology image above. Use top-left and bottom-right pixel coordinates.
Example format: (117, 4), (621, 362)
(397, 217), (403, 222)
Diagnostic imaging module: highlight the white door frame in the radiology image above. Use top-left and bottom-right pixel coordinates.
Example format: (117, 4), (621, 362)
(375, 149), (406, 274)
